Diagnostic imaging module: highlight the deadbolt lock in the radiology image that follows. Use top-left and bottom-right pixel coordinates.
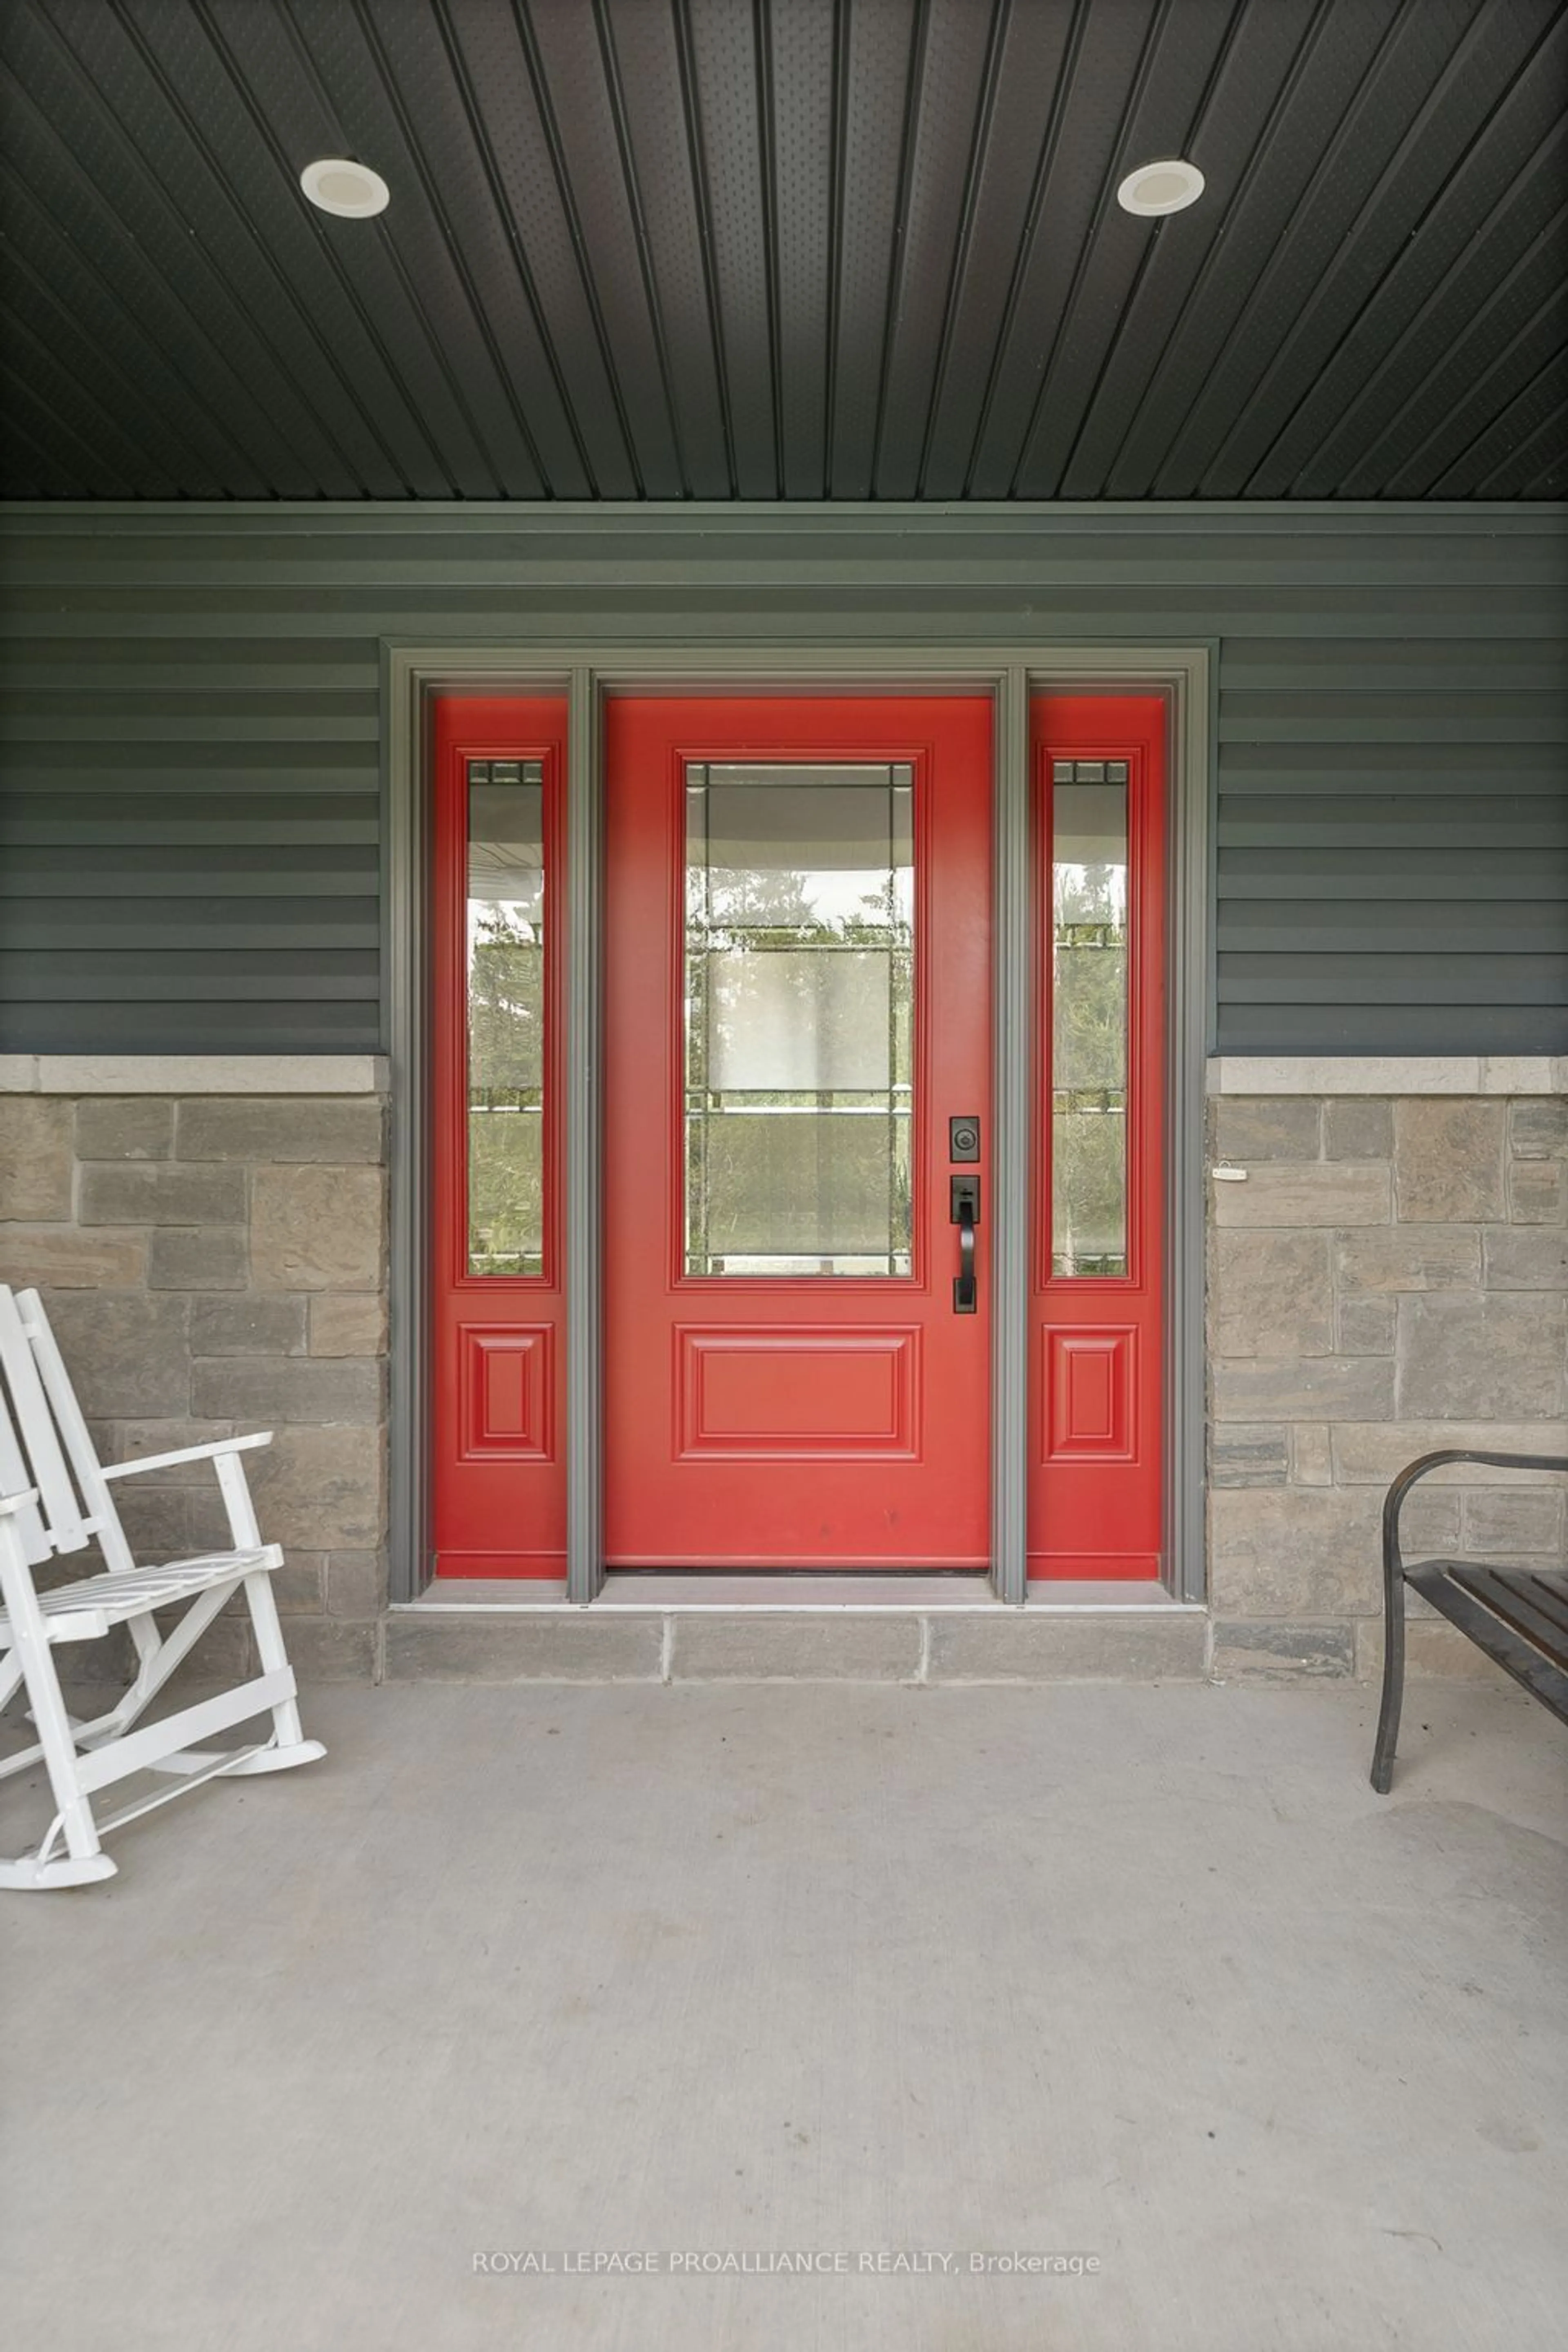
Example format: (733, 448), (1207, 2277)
(949, 1114), (981, 1163)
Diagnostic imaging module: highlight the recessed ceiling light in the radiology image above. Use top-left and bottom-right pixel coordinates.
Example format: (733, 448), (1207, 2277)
(1116, 159), (1205, 218)
(300, 158), (390, 219)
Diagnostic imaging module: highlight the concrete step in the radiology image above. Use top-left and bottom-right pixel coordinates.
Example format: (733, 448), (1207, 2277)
(384, 1595), (1209, 1684)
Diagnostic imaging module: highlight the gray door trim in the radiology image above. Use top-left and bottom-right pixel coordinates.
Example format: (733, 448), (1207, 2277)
(383, 642), (1211, 1608)
(564, 670), (605, 1603)
(991, 666), (1031, 1604)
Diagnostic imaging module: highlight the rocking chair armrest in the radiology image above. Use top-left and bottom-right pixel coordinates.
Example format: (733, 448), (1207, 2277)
(101, 1432), (275, 1482)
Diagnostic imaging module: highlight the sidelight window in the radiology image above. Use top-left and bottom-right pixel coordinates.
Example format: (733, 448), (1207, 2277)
(1050, 758), (1129, 1278)
(464, 758), (546, 1276)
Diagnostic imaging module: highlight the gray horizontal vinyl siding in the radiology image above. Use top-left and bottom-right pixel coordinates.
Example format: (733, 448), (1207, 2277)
(0, 504), (1563, 1056)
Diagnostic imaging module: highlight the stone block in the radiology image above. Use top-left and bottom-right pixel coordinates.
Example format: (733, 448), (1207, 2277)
(1211, 1425), (1290, 1487)
(1461, 1487), (1565, 1557)
(284, 1615), (379, 1683)
(1508, 1158), (1566, 1223)
(191, 1356), (383, 1426)
(250, 1165), (384, 1292)
(1323, 1098), (1393, 1160)
(186, 1486), (239, 1553)
(1395, 1293), (1567, 1420)
(1332, 1422), (1568, 1486)
(42, 1290), (190, 1417)
(1212, 1355), (1394, 1423)
(1210, 1621), (1355, 1680)
(79, 1162), (245, 1228)
(1290, 1424), (1333, 1485)
(1393, 1098), (1505, 1222)
(325, 1550), (386, 1619)
(1212, 1162), (1390, 1228)
(271, 1554), (326, 1613)
(1400, 1489), (1462, 1561)
(107, 1419), (236, 1486)
(36, 1055), (384, 1095)
(1483, 1225), (1568, 1292)
(1213, 1055), (1479, 1096)
(1335, 1294), (1395, 1355)
(1509, 1099), (1568, 1159)
(1209, 1486), (1384, 1617)
(147, 1226), (249, 1291)
(384, 1611), (661, 1682)
(176, 1097), (384, 1165)
(309, 1292), (388, 1358)
(74, 1097), (172, 1161)
(1211, 1098), (1321, 1163)
(1334, 1225), (1480, 1294)
(189, 1296), (307, 1357)
(0, 1097), (73, 1218)
(927, 1612), (1206, 1683)
(1211, 1230), (1332, 1357)
(245, 1423), (384, 1550)
(1355, 1616), (1516, 1688)
(1481, 1058), (1558, 1096)
(161, 1614), (254, 1679)
(109, 1483), (192, 1561)
(672, 1613), (922, 1681)
(0, 1226), (147, 1289)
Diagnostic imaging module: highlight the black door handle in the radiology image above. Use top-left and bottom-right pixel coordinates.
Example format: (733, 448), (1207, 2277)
(951, 1176), (979, 1314)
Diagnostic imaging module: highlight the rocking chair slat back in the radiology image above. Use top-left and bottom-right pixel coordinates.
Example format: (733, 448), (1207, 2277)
(15, 1289), (135, 1573)
(0, 1287), (95, 1556)
(0, 1365), (50, 1566)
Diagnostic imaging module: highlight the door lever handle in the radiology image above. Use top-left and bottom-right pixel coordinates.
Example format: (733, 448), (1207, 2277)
(951, 1176), (979, 1314)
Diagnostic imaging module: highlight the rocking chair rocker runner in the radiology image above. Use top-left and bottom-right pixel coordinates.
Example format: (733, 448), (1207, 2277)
(0, 1283), (325, 1890)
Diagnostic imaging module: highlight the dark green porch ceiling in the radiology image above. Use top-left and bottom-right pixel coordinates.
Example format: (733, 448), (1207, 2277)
(2, 0), (1564, 501)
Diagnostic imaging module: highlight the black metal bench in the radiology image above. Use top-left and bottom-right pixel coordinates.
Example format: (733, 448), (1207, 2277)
(1371, 1448), (1568, 1793)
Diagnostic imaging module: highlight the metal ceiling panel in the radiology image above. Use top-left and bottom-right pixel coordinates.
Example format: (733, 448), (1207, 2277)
(1, 0), (1563, 500)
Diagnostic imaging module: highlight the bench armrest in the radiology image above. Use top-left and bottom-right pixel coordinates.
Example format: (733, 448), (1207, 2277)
(101, 1432), (274, 1482)
(1383, 1448), (1568, 1595)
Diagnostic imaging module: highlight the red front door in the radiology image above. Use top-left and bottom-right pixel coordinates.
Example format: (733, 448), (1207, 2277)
(604, 696), (992, 1568)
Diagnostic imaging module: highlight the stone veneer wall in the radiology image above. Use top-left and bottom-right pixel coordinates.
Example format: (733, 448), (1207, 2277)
(4, 1067), (1565, 1688)
(1208, 1092), (1567, 1682)
(0, 1084), (388, 1680)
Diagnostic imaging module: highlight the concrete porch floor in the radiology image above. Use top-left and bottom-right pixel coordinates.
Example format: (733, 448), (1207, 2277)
(4, 1679), (1565, 2352)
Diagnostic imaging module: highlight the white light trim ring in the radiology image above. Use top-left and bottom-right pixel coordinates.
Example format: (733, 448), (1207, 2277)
(300, 158), (390, 219)
(1117, 159), (1205, 217)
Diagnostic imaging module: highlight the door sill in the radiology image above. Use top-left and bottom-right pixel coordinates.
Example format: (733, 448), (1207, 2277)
(405, 1574), (1191, 1612)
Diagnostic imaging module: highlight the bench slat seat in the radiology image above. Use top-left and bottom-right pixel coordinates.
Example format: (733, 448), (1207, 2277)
(1408, 1562), (1568, 1722)
(1372, 1450), (1568, 1791)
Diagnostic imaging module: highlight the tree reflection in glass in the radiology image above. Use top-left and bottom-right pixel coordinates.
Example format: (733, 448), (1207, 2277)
(685, 766), (914, 1276)
(1051, 768), (1129, 1278)
(466, 762), (545, 1276)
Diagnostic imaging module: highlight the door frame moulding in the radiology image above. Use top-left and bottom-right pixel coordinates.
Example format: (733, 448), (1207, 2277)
(384, 643), (1212, 1608)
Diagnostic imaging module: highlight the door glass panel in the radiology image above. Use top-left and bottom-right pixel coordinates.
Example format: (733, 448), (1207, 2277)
(466, 759), (545, 1276)
(685, 764), (913, 1275)
(1051, 761), (1129, 1278)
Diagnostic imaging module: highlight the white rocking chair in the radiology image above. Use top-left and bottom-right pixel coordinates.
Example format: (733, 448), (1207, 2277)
(0, 1283), (325, 1891)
